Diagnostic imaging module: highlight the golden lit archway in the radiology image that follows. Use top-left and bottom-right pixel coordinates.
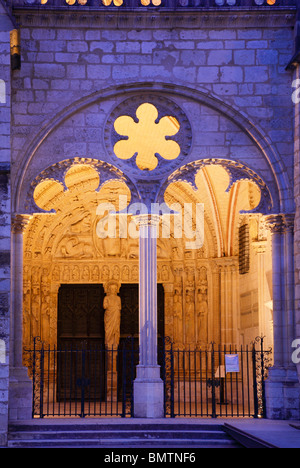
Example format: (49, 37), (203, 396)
(22, 161), (273, 357)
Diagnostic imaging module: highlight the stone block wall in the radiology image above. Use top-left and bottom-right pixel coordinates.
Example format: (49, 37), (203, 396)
(294, 64), (300, 372)
(0, 2), (12, 445)
(6, 7), (299, 421)
(10, 13), (295, 215)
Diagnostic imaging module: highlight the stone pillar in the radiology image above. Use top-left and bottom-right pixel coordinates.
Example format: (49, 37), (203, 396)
(9, 214), (33, 421)
(264, 214), (300, 419)
(133, 214), (164, 418)
(252, 240), (271, 345)
(294, 64), (300, 383)
(284, 215), (296, 368)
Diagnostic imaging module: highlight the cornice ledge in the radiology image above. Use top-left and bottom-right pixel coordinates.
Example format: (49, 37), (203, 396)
(12, 6), (297, 29)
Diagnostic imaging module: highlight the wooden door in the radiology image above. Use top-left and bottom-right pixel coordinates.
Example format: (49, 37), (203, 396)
(57, 284), (105, 400)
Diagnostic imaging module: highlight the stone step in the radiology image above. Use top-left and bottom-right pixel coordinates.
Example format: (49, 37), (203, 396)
(8, 438), (240, 448)
(8, 429), (230, 441)
(8, 422), (224, 433)
(7, 422), (242, 448)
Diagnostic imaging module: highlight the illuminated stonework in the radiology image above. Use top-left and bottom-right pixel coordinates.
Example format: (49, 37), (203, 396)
(22, 160), (268, 354)
(113, 103), (180, 171)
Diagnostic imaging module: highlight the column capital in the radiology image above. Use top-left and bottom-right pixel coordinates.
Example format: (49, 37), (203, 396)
(283, 213), (295, 233)
(264, 213), (294, 234)
(11, 214), (32, 234)
(133, 213), (161, 227)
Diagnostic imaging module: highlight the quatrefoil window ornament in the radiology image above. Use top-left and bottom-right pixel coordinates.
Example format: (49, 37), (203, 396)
(113, 102), (181, 171)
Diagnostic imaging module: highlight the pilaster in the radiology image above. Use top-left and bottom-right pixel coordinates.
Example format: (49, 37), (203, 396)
(9, 214), (33, 421)
(264, 213), (300, 419)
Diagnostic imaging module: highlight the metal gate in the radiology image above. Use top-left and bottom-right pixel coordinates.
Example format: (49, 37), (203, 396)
(24, 337), (271, 419)
(25, 338), (138, 418)
(162, 337), (272, 419)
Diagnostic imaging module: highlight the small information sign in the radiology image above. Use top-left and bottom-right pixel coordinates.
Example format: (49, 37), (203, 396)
(225, 354), (239, 373)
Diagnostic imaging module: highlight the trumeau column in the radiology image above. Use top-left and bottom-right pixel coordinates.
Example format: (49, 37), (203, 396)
(133, 214), (164, 418)
(9, 214), (33, 421)
(264, 213), (300, 419)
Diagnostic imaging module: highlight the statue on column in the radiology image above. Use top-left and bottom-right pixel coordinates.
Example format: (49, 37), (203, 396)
(31, 287), (40, 340)
(103, 282), (121, 349)
(197, 284), (208, 344)
(41, 288), (51, 344)
(185, 289), (195, 346)
(23, 286), (31, 349)
(173, 288), (183, 345)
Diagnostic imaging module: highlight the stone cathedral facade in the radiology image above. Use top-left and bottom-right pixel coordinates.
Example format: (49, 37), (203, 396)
(0, 0), (300, 445)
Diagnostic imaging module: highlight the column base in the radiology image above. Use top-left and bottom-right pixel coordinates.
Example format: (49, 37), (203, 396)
(8, 367), (32, 421)
(265, 366), (300, 420)
(133, 365), (164, 418)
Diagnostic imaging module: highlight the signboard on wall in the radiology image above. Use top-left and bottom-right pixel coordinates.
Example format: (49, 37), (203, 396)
(225, 354), (240, 373)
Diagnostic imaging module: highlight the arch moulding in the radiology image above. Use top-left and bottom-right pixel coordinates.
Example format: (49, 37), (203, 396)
(13, 81), (288, 215)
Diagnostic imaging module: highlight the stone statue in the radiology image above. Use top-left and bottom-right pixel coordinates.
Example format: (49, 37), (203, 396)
(185, 290), (195, 345)
(103, 283), (121, 349)
(197, 267), (208, 343)
(197, 285), (208, 343)
(173, 289), (183, 345)
(31, 287), (40, 339)
(41, 289), (51, 343)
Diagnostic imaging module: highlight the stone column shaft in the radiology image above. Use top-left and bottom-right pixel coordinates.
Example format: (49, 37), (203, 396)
(9, 214), (33, 421)
(133, 214), (164, 418)
(138, 215), (159, 368)
(266, 214), (295, 368)
(265, 213), (300, 419)
(10, 214), (31, 368)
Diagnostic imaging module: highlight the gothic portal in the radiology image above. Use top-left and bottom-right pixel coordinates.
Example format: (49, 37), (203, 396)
(21, 158), (273, 353)
(1, 0), (300, 441)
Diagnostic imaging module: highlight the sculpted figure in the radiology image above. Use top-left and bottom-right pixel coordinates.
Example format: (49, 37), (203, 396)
(103, 283), (121, 349)
(60, 236), (93, 258)
(31, 288), (40, 339)
(41, 290), (51, 343)
(197, 285), (208, 343)
(173, 289), (183, 345)
(70, 212), (92, 233)
(185, 291), (195, 345)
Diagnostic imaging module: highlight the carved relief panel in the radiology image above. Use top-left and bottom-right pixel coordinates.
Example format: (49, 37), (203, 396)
(22, 161), (214, 352)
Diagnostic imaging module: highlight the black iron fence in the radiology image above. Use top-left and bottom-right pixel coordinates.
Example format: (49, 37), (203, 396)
(24, 336), (272, 419)
(162, 337), (272, 418)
